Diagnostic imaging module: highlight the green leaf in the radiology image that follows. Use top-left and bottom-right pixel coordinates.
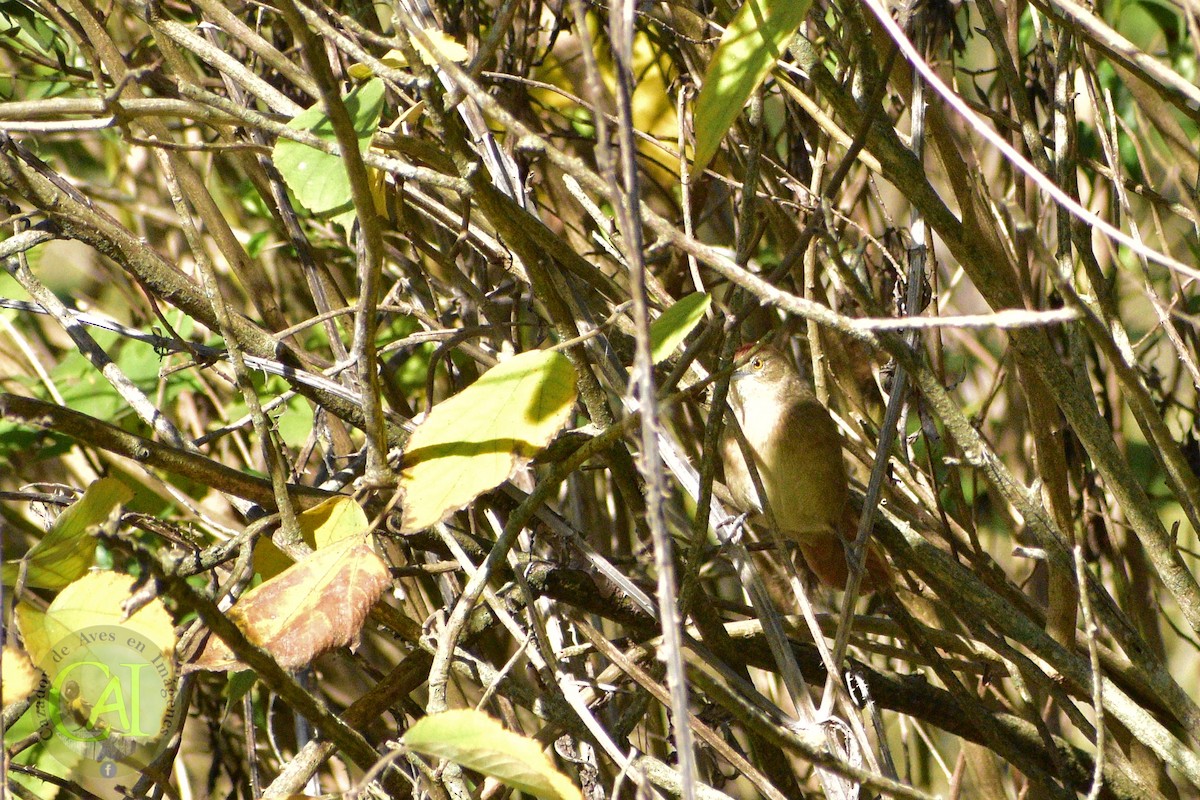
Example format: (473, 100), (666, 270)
(272, 78), (385, 220)
(404, 709), (583, 800)
(692, 0), (813, 174)
(649, 292), (711, 363)
(223, 670), (258, 709)
(0, 426), (71, 469)
(279, 400), (315, 447)
(0, 1), (69, 61)
(1118, 0), (1178, 50)
(2, 476), (132, 589)
(398, 350), (577, 533)
(5, 701), (74, 798)
(29, 330), (203, 429)
(245, 230), (271, 258)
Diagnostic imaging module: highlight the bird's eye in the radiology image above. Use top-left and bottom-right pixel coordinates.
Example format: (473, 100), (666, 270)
(750, 356), (764, 369)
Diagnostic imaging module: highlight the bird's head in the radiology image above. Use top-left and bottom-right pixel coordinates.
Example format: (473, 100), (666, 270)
(730, 343), (805, 405)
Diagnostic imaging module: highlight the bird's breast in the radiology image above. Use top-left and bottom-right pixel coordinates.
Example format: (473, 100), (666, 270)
(728, 397), (850, 541)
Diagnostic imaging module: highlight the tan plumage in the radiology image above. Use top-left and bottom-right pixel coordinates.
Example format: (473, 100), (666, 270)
(722, 344), (890, 590)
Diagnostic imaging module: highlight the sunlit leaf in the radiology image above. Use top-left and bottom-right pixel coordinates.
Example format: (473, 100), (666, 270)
(272, 78), (385, 223)
(2, 476), (132, 590)
(692, 0), (812, 174)
(254, 495), (369, 579)
(304, 495), (369, 548)
(347, 50), (405, 80)
(397, 350), (577, 533)
(649, 292), (711, 363)
(404, 709), (582, 800)
(396, 101), (426, 126)
(347, 30), (469, 79)
(191, 535), (389, 672)
(15, 572), (175, 676)
(2, 645), (40, 707)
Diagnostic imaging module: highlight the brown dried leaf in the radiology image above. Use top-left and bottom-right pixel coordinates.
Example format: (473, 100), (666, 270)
(190, 536), (389, 672)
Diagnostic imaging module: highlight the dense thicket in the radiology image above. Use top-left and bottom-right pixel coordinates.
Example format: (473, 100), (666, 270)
(2, 0), (1199, 797)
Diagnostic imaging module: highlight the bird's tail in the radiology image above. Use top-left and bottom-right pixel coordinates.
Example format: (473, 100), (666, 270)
(796, 534), (892, 591)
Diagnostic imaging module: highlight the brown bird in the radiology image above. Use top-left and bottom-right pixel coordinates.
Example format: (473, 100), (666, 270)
(721, 343), (890, 590)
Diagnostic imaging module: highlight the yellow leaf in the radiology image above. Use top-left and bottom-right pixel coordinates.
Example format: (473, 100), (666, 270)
(348, 49), (408, 80)
(347, 29), (468, 78)
(16, 572), (176, 678)
(2, 645), (41, 707)
(14, 604), (49, 669)
(254, 495), (369, 579)
(396, 101), (426, 126)
(305, 495), (369, 548)
(411, 28), (469, 65)
(405, 709), (582, 800)
(531, 18), (677, 180)
(14, 572), (178, 767)
(347, 61), (379, 80)
(398, 350), (577, 533)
